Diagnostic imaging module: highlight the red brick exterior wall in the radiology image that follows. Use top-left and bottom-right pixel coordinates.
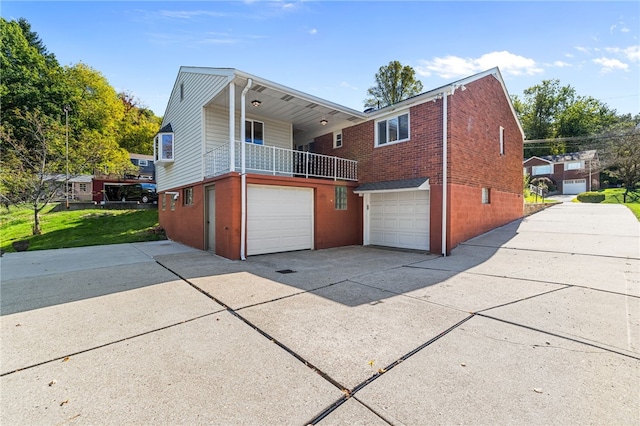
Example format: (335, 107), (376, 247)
(315, 74), (524, 254)
(159, 173), (362, 260)
(523, 159), (599, 192)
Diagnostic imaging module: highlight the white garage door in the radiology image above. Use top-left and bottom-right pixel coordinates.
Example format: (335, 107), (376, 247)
(563, 179), (587, 195)
(369, 190), (430, 250)
(247, 185), (313, 256)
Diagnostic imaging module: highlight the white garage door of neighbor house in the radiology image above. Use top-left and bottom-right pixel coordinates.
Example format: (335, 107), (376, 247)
(369, 190), (430, 251)
(563, 179), (587, 195)
(247, 185), (313, 256)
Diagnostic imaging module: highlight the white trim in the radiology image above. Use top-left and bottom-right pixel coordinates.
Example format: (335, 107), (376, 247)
(333, 131), (343, 149)
(374, 111), (411, 148)
(363, 193), (370, 245)
(229, 82), (235, 172)
(523, 156), (553, 165)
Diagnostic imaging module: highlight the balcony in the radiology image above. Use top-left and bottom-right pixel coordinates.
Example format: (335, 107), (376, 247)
(205, 142), (357, 181)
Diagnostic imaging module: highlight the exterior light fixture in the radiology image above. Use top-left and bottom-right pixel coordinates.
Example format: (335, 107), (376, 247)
(251, 100), (261, 107)
(320, 119), (328, 126)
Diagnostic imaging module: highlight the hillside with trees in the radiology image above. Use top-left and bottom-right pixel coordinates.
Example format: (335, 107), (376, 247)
(0, 17), (161, 233)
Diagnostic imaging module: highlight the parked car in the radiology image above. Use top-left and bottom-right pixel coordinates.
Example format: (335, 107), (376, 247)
(121, 183), (157, 203)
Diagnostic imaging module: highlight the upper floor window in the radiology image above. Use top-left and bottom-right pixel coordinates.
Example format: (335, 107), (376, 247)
(499, 126), (505, 155)
(155, 132), (174, 163)
(334, 131), (343, 149)
(532, 164), (551, 175)
(138, 159), (148, 167)
(245, 120), (264, 145)
(565, 161), (582, 171)
(376, 112), (409, 147)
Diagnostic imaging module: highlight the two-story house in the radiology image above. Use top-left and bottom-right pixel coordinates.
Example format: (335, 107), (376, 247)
(523, 150), (599, 194)
(155, 66), (524, 260)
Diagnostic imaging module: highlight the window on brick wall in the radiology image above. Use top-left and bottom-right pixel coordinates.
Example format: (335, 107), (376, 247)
(335, 186), (347, 210)
(162, 193), (166, 211)
(482, 187), (491, 204)
(183, 187), (193, 205)
(499, 126), (505, 155)
(375, 112), (409, 147)
(564, 161), (582, 171)
(334, 131), (342, 148)
(532, 164), (552, 175)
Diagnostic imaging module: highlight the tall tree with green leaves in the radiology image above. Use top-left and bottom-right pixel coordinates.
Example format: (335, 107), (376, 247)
(512, 79), (618, 157)
(117, 92), (162, 155)
(364, 61), (423, 110)
(601, 123), (640, 203)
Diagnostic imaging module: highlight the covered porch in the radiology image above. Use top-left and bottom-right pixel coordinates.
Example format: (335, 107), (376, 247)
(201, 71), (364, 182)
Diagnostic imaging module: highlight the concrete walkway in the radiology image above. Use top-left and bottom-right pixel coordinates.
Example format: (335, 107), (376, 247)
(1, 203), (639, 425)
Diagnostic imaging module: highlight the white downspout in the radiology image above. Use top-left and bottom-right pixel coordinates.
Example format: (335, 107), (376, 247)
(240, 78), (252, 260)
(441, 91), (448, 257)
(229, 82), (235, 173)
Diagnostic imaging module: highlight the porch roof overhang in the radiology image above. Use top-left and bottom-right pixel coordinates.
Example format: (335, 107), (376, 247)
(189, 67), (367, 141)
(354, 177), (430, 194)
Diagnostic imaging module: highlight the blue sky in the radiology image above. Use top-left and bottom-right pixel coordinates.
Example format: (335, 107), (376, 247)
(3, 1), (639, 117)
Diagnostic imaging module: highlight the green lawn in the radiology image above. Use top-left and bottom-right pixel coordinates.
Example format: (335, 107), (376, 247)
(585, 188), (640, 220)
(524, 190), (558, 204)
(0, 204), (165, 253)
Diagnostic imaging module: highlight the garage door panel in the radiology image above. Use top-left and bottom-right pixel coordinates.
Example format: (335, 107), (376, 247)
(369, 190), (429, 251)
(247, 185), (313, 256)
(563, 179), (586, 195)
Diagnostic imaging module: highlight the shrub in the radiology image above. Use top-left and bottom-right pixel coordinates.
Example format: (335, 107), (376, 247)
(577, 192), (605, 203)
(531, 177), (557, 192)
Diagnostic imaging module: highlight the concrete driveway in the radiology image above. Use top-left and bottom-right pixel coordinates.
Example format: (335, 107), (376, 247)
(1, 202), (639, 425)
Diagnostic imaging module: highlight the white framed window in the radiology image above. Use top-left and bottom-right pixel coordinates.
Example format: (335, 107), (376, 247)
(183, 187), (193, 206)
(138, 159), (148, 167)
(155, 132), (174, 163)
(532, 164), (551, 175)
(482, 187), (491, 204)
(335, 186), (347, 210)
(565, 161), (582, 171)
(334, 131), (343, 149)
(245, 120), (264, 145)
(499, 126), (505, 155)
(375, 112), (410, 147)
(79, 183), (87, 192)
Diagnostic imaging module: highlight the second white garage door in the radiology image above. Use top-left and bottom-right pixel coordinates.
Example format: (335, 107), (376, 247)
(369, 190), (430, 251)
(247, 185), (313, 256)
(563, 179), (587, 194)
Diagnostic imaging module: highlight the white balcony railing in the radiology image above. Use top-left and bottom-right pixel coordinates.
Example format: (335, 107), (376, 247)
(205, 142), (357, 181)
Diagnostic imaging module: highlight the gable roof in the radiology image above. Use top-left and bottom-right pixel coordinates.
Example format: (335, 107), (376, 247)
(525, 150), (598, 165)
(163, 66), (524, 141)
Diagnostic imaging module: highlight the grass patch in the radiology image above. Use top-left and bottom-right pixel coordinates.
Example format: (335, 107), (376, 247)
(0, 204), (165, 252)
(524, 190), (558, 204)
(588, 188), (640, 221)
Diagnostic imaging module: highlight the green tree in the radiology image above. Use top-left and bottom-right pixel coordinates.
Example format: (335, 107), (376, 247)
(117, 92), (162, 155)
(512, 79), (618, 157)
(602, 124), (640, 203)
(0, 17), (68, 143)
(364, 60), (423, 109)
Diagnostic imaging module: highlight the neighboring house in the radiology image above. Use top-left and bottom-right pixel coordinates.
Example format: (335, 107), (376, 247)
(155, 66), (524, 260)
(46, 174), (94, 202)
(128, 153), (155, 180)
(523, 150), (599, 194)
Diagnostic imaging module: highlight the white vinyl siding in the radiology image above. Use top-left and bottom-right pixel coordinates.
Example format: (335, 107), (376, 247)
(204, 105), (293, 154)
(156, 72), (229, 192)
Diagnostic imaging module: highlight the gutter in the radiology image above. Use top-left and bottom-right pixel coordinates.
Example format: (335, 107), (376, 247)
(240, 78), (252, 260)
(441, 91), (448, 257)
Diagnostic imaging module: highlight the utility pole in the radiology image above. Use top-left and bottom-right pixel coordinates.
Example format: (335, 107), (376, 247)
(64, 105), (70, 209)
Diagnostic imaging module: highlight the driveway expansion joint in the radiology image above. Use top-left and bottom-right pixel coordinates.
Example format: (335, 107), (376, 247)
(477, 313), (640, 361)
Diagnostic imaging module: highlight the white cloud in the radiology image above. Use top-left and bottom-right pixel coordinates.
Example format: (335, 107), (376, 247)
(309, 28), (317, 35)
(551, 61), (572, 68)
(593, 57), (629, 73)
(610, 24), (617, 34)
(621, 27), (631, 33)
(624, 45), (640, 62)
(565, 53), (574, 59)
(340, 81), (358, 90)
(158, 10), (227, 19)
(575, 46), (590, 54)
(416, 51), (542, 78)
